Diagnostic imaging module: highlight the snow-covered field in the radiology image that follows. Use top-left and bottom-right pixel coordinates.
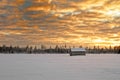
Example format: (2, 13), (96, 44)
(0, 54), (120, 80)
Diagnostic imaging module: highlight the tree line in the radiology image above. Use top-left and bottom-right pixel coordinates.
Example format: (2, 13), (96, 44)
(0, 45), (69, 54)
(86, 45), (120, 54)
(0, 45), (120, 54)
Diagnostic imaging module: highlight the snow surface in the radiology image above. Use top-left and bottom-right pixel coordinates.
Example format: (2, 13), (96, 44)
(0, 54), (120, 80)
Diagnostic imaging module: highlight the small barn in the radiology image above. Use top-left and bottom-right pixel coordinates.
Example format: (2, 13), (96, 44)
(70, 48), (86, 56)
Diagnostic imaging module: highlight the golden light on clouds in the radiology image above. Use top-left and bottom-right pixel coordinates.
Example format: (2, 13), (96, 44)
(105, 9), (120, 18)
(0, 0), (120, 47)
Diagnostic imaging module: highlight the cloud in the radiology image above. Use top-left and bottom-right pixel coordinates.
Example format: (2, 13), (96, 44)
(0, 0), (120, 47)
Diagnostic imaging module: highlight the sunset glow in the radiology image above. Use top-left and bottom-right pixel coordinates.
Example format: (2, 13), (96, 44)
(0, 0), (120, 47)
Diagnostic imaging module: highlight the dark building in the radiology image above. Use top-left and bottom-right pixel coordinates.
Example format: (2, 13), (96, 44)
(70, 48), (86, 56)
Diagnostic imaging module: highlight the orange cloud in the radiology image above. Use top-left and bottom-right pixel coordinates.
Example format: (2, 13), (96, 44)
(0, 0), (120, 47)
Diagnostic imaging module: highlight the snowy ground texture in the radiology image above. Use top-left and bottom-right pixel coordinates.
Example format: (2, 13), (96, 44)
(0, 54), (120, 80)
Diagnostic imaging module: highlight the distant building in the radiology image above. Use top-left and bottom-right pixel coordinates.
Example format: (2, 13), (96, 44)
(70, 48), (86, 56)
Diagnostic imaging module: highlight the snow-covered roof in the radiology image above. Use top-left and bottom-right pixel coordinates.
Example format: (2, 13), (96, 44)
(71, 48), (86, 52)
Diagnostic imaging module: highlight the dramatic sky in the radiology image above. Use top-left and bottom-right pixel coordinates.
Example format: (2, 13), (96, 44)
(0, 0), (120, 47)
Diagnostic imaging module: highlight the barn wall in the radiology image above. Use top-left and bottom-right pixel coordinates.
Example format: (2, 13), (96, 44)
(70, 51), (86, 56)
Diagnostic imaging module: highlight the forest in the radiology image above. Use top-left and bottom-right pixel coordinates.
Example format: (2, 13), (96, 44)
(0, 45), (120, 54)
